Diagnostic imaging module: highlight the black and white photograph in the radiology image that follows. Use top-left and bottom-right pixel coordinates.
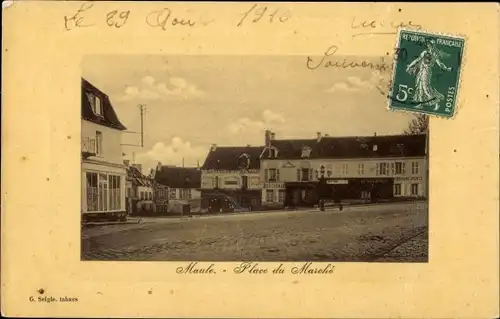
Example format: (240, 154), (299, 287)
(80, 54), (429, 262)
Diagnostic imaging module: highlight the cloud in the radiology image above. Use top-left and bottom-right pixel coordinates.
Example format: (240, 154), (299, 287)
(325, 82), (360, 93)
(262, 109), (285, 124)
(325, 71), (389, 94)
(228, 109), (286, 135)
(228, 117), (266, 135)
(136, 137), (208, 172)
(119, 75), (205, 102)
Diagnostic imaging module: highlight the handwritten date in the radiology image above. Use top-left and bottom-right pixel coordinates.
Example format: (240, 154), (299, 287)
(64, 2), (95, 31)
(237, 4), (290, 27)
(146, 8), (198, 30)
(107, 10), (130, 28)
(64, 2), (130, 31)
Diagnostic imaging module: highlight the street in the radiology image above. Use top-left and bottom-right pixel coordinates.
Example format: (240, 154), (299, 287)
(81, 201), (428, 262)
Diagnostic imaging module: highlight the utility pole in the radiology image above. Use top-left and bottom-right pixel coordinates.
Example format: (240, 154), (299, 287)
(138, 104), (147, 148)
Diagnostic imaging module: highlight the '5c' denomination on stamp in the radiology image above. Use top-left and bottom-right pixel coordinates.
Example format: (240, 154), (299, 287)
(389, 29), (465, 118)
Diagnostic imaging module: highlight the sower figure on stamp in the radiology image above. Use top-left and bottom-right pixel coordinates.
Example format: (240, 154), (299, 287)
(406, 40), (452, 111)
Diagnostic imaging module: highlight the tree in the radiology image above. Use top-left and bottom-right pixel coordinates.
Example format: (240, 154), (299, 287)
(404, 113), (428, 135)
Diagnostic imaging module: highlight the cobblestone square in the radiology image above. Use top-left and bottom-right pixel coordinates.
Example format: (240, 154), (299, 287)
(82, 201), (428, 262)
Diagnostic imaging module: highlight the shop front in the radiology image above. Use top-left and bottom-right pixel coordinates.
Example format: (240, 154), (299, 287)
(317, 177), (394, 202)
(81, 160), (127, 222)
(284, 182), (319, 208)
(201, 189), (261, 213)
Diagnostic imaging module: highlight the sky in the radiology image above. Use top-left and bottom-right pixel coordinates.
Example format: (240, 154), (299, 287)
(82, 55), (415, 173)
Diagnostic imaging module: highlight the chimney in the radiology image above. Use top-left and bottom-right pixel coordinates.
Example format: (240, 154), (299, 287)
(374, 132), (377, 136)
(270, 132), (276, 140)
(211, 144), (217, 152)
(265, 130), (271, 146)
(123, 159), (130, 167)
(316, 132), (322, 142)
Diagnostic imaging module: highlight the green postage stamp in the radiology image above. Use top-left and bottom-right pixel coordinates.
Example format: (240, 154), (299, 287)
(389, 29), (465, 118)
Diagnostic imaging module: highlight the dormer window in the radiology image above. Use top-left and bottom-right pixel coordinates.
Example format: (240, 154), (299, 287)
(238, 153), (251, 169)
(268, 147), (278, 158)
(372, 144), (378, 152)
(94, 95), (102, 116)
(301, 146), (312, 158)
(87, 92), (103, 116)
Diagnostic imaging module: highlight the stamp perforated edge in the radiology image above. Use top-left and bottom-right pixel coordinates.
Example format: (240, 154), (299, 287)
(385, 27), (468, 121)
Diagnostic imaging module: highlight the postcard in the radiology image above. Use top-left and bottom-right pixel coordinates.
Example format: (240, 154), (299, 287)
(2, 1), (499, 318)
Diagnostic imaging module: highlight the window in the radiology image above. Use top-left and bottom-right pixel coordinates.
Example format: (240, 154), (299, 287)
(296, 169), (301, 181)
(411, 183), (419, 196)
(394, 162), (405, 175)
(326, 164), (333, 177)
(301, 146), (312, 158)
(214, 176), (219, 188)
(98, 174), (108, 211)
(86, 172), (98, 211)
(86, 173), (122, 212)
(412, 162), (420, 175)
(108, 175), (121, 210)
(242, 176), (248, 189)
(264, 169), (269, 182)
(266, 189), (274, 202)
(269, 169), (278, 181)
(157, 187), (166, 200)
(358, 163), (364, 175)
(268, 148), (277, 158)
(180, 189), (191, 200)
(170, 188), (176, 199)
(278, 190), (285, 203)
(94, 95), (102, 116)
(342, 164), (349, 175)
(377, 163), (388, 175)
(95, 131), (102, 156)
(301, 168), (310, 181)
(394, 183), (402, 196)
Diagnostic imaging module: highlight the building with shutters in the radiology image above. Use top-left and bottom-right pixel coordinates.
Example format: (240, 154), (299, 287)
(200, 145), (264, 213)
(260, 130), (427, 209)
(151, 163), (202, 214)
(81, 78), (128, 222)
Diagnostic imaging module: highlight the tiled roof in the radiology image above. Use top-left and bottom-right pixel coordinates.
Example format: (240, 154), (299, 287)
(201, 146), (265, 170)
(261, 134), (426, 159)
(126, 166), (154, 187)
(81, 78), (127, 131)
(154, 166), (201, 189)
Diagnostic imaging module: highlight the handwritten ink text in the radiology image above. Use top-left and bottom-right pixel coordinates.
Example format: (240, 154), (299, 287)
(63, 2), (95, 31)
(146, 8), (198, 31)
(351, 17), (422, 38)
(106, 10), (131, 28)
(237, 4), (290, 27)
(306, 45), (390, 71)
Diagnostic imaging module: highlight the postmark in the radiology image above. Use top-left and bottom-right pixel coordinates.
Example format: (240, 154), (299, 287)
(388, 29), (465, 118)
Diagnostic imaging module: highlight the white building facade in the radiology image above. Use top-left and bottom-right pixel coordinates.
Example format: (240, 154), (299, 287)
(260, 132), (428, 208)
(81, 78), (127, 221)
